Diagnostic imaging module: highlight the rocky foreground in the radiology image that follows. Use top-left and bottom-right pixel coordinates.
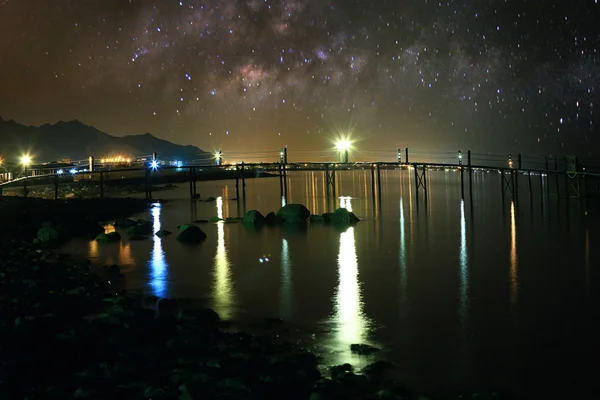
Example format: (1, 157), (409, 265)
(0, 197), (507, 399)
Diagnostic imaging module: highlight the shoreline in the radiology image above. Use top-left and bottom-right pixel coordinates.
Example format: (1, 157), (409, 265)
(0, 197), (505, 399)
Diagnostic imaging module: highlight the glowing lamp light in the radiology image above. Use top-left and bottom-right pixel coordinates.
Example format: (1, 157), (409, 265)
(69, 168), (77, 174)
(150, 160), (159, 169)
(214, 151), (222, 160)
(21, 154), (32, 166)
(56, 169), (64, 175)
(335, 140), (351, 151)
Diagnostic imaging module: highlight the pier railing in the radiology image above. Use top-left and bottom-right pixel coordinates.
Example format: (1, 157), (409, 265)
(0, 148), (598, 201)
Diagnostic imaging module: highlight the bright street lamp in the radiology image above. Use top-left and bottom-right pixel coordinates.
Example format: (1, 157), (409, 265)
(335, 140), (351, 163)
(21, 154), (31, 166)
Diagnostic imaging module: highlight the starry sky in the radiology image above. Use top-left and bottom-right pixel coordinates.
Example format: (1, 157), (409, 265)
(0, 0), (598, 161)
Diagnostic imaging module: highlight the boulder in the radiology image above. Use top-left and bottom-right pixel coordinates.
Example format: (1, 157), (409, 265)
(350, 343), (380, 355)
(276, 204), (310, 223)
(136, 220), (153, 235)
(95, 231), (122, 242)
(209, 216), (222, 222)
(321, 212), (333, 223)
(265, 212), (282, 225)
(36, 226), (59, 243)
(241, 210), (265, 226)
(176, 225), (207, 244)
(309, 214), (325, 223)
(155, 229), (172, 238)
(113, 218), (137, 228)
(331, 208), (360, 225)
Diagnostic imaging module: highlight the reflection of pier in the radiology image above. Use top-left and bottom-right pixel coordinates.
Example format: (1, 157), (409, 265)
(213, 196), (235, 320)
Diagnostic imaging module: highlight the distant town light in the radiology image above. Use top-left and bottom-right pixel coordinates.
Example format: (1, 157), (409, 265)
(150, 160), (159, 169)
(56, 169), (64, 174)
(69, 168), (77, 174)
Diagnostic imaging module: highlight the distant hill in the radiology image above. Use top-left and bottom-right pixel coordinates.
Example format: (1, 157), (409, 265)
(0, 117), (207, 163)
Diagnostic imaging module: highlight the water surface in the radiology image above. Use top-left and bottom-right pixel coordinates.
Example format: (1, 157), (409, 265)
(62, 170), (600, 398)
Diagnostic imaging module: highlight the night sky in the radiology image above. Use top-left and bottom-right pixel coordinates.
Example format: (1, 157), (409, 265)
(0, 0), (598, 160)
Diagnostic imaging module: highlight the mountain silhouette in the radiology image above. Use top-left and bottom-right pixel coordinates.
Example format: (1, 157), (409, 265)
(0, 117), (207, 163)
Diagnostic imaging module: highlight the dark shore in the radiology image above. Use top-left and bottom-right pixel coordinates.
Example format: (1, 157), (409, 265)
(0, 197), (507, 399)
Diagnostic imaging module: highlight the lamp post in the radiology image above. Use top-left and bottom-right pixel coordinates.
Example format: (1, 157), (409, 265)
(21, 154), (31, 177)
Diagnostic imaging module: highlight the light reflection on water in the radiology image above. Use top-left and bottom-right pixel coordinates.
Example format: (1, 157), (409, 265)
(459, 199), (468, 325)
(60, 171), (599, 398)
(509, 201), (518, 306)
(280, 238), (292, 319)
(149, 204), (168, 298)
(327, 197), (373, 366)
(213, 196), (235, 319)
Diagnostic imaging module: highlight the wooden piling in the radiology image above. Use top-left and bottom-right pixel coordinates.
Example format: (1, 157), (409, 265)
(554, 158), (560, 197)
(460, 165), (465, 200)
(54, 174), (59, 200)
(99, 171), (104, 198)
(189, 167), (194, 198)
(413, 164), (419, 202)
(370, 165), (375, 197)
(376, 163), (382, 196)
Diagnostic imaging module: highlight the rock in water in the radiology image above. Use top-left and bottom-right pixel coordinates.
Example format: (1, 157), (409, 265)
(276, 204), (310, 223)
(241, 210), (265, 226)
(331, 208), (360, 225)
(36, 226), (58, 243)
(136, 219), (153, 235)
(95, 231), (122, 242)
(155, 229), (172, 238)
(265, 212), (282, 225)
(309, 214), (325, 223)
(176, 225), (207, 244)
(113, 218), (137, 228)
(209, 216), (222, 222)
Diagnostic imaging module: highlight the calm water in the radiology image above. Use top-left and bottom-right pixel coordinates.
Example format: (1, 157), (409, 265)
(62, 170), (600, 398)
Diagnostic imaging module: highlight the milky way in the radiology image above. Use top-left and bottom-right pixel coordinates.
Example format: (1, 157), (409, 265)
(0, 0), (599, 160)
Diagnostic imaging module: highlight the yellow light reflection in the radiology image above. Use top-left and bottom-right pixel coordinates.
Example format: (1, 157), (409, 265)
(213, 196), (235, 320)
(459, 199), (468, 323)
(119, 242), (134, 265)
(399, 198), (407, 317)
(333, 225), (368, 349)
(88, 238), (99, 258)
(509, 201), (518, 305)
(280, 238), (292, 318)
(149, 204), (168, 298)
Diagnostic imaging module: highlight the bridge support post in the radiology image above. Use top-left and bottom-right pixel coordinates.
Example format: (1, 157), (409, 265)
(192, 167), (197, 197)
(370, 165), (376, 198)
(376, 163), (382, 196)
(189, 167), (194, 198)
(460, 165), (465, 200)
(545, 156), (550, 198)
(54, 174), (59, 200)
(512, 170), (518, 206)
(413, 164), (427, 202)
(467, 150), (473, 201)
(564, 156), (570, 200)
(528, 170), (532, 206)
(325, 164), (336, 198)
(554, 157), (560, 198)
(279, 164), (284, 196)
(500, 169), (505, 206)
(405, 148), (409, 164)
(99, 171), (104, 198)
